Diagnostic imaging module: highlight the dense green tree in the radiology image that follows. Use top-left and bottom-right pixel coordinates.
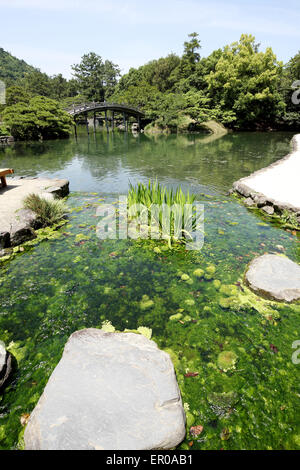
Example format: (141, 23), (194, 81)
(140, 54), (181, 92)
(71, 52), (120, 101)
(3, 95), (73, 140)
(278, 52), (300, 128)
(112, 81), (161, 114)
(177, 32), (201, 80)
(0, 48), (36, 86)
(21, 70), (53, 97)
(66, 78), (80, 97)
(5, 85), (31, 106)
(49, 74), (70, 101)
(103, 60), (121, 98)
(206, 34), (285, 128)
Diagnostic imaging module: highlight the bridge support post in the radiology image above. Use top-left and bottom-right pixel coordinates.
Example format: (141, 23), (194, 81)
(85, 113), (89, 136)
(74, 120), (77, 139)
(105, 110), (109, 132)
(123, 112), (126, 132)
(112, 111), (115, 131)
(138, 116), (141, 131)
(93, 112), (96, 134)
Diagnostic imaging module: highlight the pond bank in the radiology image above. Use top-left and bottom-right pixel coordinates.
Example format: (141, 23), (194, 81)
(232, 134), (300, 228)
(0, 177), (69, 249)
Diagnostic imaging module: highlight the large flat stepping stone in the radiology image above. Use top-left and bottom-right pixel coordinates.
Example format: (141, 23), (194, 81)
(245, 254), (300, 302)
(24, 329), (186, 450)
(0, 341), (12, 390)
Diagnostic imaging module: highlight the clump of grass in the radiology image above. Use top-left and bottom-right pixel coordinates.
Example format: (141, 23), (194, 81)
(280, 209), (299, 229)
(23, 193), (68, 227)
(127, 180), (200, 247)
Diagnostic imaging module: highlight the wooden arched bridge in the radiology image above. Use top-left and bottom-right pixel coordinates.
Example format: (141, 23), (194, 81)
(66, 101), (145, 134)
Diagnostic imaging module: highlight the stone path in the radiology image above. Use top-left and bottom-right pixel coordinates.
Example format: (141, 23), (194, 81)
(0, 177), (69, 248)
(0, 177), (69, 233)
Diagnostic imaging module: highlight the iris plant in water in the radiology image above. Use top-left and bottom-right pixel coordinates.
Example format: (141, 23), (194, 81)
(127, 180), (201, 248)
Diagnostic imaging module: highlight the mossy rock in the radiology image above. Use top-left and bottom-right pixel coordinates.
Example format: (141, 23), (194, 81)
(140, 298), (154, 310)
(204, 273), (214, 280)
(219, 297), (234, 309)
(186, 411), (195, 428)
(183, 315), (192, 322)
(7, 341), (28, 363)
(213, 279), (221, 290)
(217, 351), (238, 372)
(164, 348), (180, 369)
(206, 265), (216, 275)
(220, 284), (238, 297)
(185, 299), (195, 307)
(193, 268), (204, 278)
(169, 313), (183, 321)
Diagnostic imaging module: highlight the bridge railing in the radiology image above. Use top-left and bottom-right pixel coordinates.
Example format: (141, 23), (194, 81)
(66, 101), (143, 115)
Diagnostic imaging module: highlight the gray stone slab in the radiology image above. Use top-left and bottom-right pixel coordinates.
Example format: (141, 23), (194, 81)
(0, 341), (12, 390)
(0, 177), (69, 234)
(245, 254), (300, 302)
(262, 205), (274, 215)
(244, 197), (255, 207)
(24, 329), (186, 450)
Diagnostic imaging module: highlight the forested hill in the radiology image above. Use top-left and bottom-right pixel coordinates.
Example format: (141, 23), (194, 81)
(0, 48), (37, 86)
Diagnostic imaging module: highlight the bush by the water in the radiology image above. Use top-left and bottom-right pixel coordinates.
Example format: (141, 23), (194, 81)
(23, 193), (68, 227)
(3, 96), (73, 141)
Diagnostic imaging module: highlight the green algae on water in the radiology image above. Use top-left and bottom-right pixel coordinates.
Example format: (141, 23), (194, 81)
(0, 186), (300, 451)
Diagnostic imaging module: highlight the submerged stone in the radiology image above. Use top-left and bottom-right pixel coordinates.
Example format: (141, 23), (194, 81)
(184, 299), (195, 307)
(217, 351), (238, 372)
(219, 297), (233, 309)
(204, 273), (214, 280)
(220, 284), (238, 297)
(206, 265), (216, 275)
(245, 254), (300, 302)
(193, 269), (204, 278)
(24, 329), (186, 450)
(213, 280), (221, 290)
(169, 313), (183, 321)
(140, 295), (154, 310)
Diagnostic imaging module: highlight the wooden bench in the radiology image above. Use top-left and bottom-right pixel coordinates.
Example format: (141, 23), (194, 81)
(0, 168), (14, 188)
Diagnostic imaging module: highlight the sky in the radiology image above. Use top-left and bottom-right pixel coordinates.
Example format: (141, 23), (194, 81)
(0, 0), (299, 79)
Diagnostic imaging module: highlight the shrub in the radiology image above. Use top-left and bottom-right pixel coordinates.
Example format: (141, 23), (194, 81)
(3, 96), (73, 141)
(23, 193), (68, 227)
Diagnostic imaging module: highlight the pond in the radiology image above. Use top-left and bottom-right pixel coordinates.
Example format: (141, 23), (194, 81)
(0, 130), (299, 450)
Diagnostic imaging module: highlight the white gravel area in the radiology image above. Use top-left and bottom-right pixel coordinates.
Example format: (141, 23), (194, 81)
(241, 134), (300, 209)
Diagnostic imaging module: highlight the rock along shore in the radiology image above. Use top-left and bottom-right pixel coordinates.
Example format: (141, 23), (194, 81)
(0, 177), (69, 251)
(232, 134), (300, 227)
